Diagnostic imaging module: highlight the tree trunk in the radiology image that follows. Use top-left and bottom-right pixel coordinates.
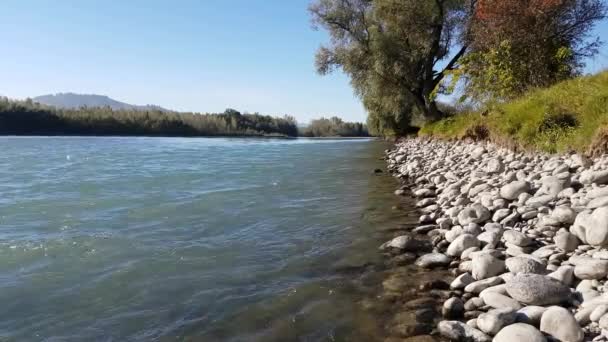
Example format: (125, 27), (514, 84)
(412, 91), (444, 122)
(426, 100), (444, 121)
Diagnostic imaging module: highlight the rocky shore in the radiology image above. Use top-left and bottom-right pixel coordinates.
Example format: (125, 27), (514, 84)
(382, 138), (608, 342)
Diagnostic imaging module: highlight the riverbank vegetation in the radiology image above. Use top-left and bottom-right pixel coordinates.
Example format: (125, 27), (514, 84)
(0, 98), (299, 137)
(310, 0), (607, 149)
(420, 71), (608, 154)
(0, 97), (370, 137)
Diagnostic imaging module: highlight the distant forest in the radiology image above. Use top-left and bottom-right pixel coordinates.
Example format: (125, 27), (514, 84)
(0, 97), (369, 137)
(299, 117), (368, 137)
(0, 98), (298, 137)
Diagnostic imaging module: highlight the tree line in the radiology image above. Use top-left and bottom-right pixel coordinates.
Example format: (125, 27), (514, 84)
(299, 116), (369, 137)
(310, 0), (607, 136)
(0, 98), (298, 137)
(0, 97), (368, 137)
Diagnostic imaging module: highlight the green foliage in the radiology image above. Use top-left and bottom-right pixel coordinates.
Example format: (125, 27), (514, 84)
(458, 41), (519, 102)
(310, 0), (475, 132)
(299, 116), (369, 137)
(311, 0), (606, 137)
(420, 71), (608, 153)
(459, 0), (606, 103)
(459, 41), (580, 103)
(0, 97), (299, 137)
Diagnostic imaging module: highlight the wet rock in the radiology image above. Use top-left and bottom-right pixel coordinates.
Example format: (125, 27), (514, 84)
(390, 322), (434, 338)
(413, 224), (437, 234)
(447, 234), (480, 257)
(380, 235), (427, 252)
(415, 308), (437, 323)
(415, 253), (451, 268)
(442, 297), (464, 319)
(419, 279), (450, 291)
(394, 189), (406, 196)
(414, 188), (435, 197)
(451, 272), (474, 290)
(404, 297), (437, 310)
(437, 320), (491, 342)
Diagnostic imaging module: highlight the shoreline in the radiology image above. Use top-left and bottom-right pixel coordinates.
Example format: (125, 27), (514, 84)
(0, 135), (373, 139)
(380, 137), (608, 341)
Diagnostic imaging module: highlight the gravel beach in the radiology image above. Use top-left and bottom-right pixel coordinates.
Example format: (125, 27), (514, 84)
(382, 137), (608, 341)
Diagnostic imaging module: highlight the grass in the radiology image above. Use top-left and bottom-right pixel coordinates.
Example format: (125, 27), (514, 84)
(420, 71), (608, 154)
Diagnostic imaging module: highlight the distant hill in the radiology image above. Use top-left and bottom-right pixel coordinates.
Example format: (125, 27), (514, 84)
(33, 93), (170, 112)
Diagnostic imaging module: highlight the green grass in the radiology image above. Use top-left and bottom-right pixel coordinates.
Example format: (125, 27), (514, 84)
(420, 71), (608, 154)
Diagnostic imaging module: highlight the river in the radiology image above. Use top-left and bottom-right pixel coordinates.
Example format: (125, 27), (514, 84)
(0, 137), (419, 341)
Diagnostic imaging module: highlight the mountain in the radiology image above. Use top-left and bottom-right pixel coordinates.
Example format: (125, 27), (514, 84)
(32, 93), (170, 112)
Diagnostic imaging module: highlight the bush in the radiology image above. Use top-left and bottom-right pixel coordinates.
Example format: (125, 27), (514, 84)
(420, 71), (608, 154)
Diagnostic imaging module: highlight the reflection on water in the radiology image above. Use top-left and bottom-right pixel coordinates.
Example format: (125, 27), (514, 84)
(0, 137), (422, 341)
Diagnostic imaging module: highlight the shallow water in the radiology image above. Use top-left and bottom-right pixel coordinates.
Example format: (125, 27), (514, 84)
(0, 137), (418, 341)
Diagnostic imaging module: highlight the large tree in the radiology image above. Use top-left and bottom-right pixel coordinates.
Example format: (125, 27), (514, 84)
(310, 0), (476, 135)
(310, 0), (606, 136)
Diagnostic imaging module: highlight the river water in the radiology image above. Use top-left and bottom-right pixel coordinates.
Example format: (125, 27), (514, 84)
(0, 137), (419, 341)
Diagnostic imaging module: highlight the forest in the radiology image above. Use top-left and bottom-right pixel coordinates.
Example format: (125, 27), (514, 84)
(0, 98), (300, 137)
(0, 97), (368, 137)
(299, 117), (369, 137)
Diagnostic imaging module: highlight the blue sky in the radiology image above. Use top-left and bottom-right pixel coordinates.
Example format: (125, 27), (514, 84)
(1, 1), (607, 123)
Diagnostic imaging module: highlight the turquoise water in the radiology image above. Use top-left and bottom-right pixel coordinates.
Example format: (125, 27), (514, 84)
(0, 137), (412, 341)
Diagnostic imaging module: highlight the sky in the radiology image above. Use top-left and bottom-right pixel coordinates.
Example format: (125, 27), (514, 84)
(1, 1), (608, 124)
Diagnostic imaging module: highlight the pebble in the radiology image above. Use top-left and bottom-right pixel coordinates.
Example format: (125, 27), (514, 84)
(493, 323), (547, 342)
(385, 138), (608, 342)
(540, 306), (584, 342)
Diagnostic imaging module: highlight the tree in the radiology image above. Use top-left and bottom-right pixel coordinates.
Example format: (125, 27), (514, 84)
(310, 0), (477, 135)
(460, 0), (607, 101)
(310, 0), (606, 135)
(300, 116), (369, 137)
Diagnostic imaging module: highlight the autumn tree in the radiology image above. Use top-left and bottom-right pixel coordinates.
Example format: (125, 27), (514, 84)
(456, 0), (606, 101)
